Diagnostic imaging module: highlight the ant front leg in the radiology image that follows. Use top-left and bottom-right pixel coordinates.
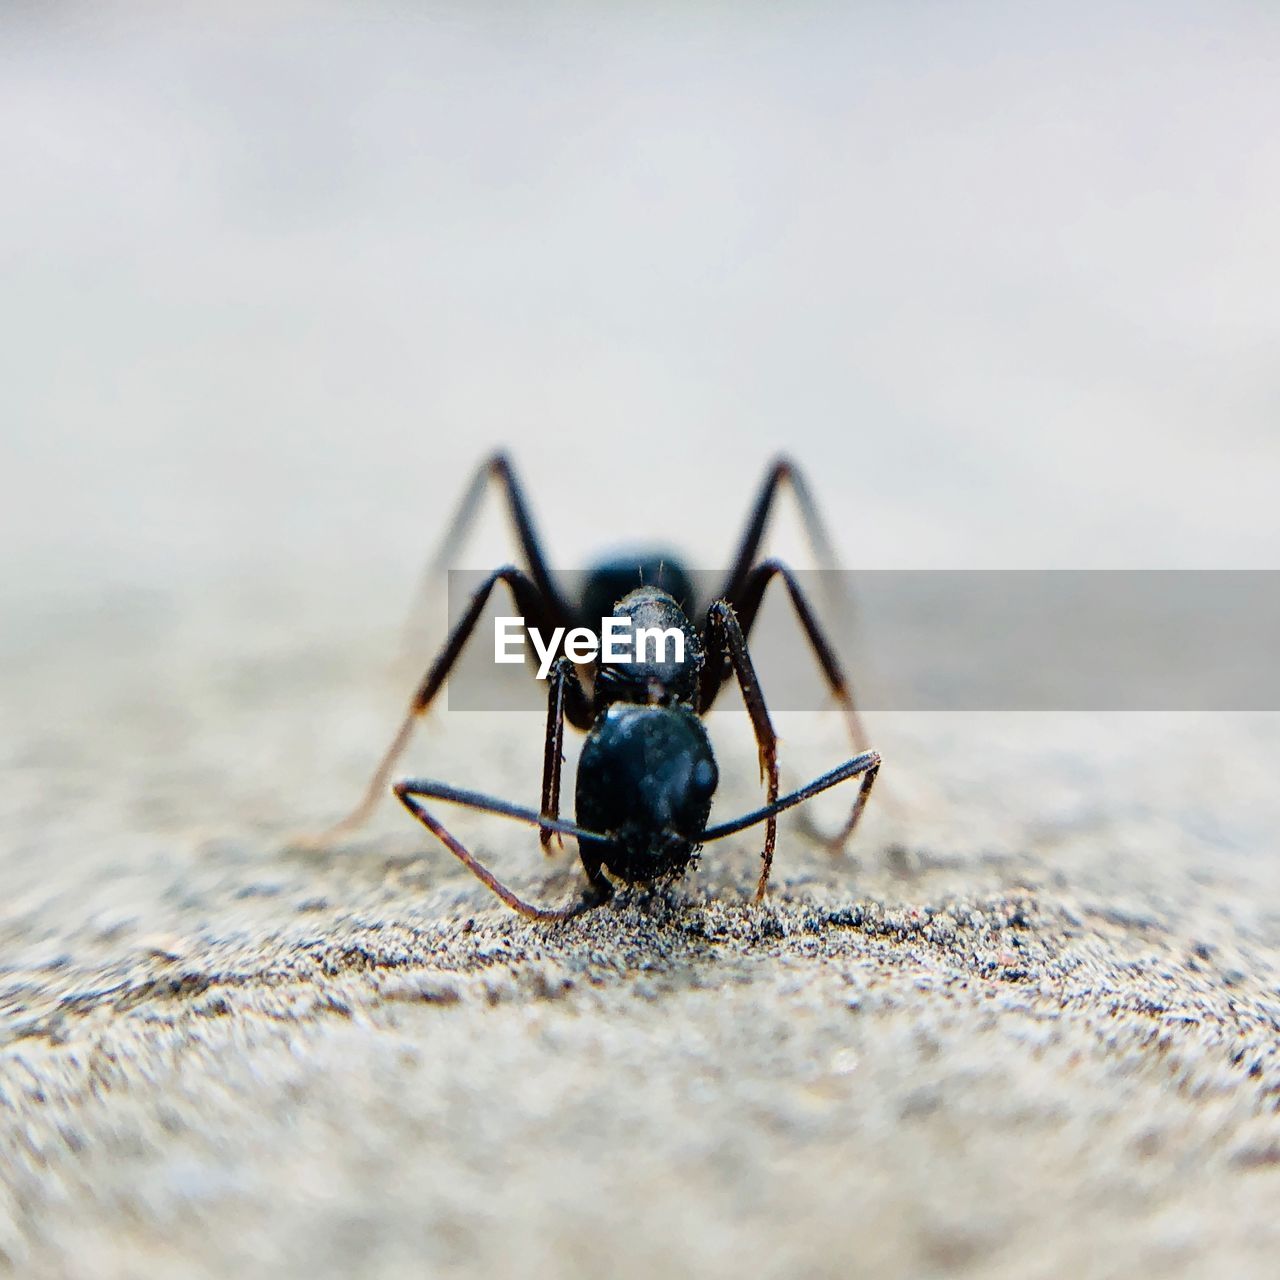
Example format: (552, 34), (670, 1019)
(301, 566), (558, 846)
(539, 656), (591, 854)
(701, 601), (780, 900)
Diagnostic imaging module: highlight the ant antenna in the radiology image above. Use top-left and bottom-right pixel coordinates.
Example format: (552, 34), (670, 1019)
(702, 751), (879, 841)
(396, 750), (880, 851)
(395, 780), (610, 844)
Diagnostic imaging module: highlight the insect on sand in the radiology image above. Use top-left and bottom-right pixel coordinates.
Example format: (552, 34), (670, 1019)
(306, 455), (881, 920)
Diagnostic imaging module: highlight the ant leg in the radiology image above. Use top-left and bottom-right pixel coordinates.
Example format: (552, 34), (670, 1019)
(702, 601), (780, 900)
(395, 780), (613, 921)
(703, 559), (872, 854)
(405, 452), (573, 641)
(715, 457), (840, 611)
(303, 566), (558, 845)
(539, 657), (591, 854)
(707, 557), (871, 754)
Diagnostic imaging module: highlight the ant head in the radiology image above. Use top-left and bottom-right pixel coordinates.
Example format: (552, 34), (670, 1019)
(575, 702), (718, 884)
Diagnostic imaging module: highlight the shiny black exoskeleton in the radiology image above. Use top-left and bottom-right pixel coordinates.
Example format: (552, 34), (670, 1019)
(576, 700), (718, 885)
(521, 568), (785, 912)
(316, 453), (881, 920)
(577, 554), (696, 638)
(591, 581), (704, 708)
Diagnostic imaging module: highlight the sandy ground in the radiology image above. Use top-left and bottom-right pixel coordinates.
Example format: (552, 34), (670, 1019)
(2, 581), (1278, 1280)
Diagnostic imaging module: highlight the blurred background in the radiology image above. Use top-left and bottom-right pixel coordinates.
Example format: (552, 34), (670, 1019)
(3, 0), (1278, 621)
(5, 0), (1278, 874)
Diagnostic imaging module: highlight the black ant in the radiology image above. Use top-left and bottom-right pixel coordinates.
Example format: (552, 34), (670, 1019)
(308, 454), (880, 919)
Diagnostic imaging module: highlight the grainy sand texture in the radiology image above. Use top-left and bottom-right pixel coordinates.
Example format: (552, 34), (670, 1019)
(3, 593), (1278, 1278)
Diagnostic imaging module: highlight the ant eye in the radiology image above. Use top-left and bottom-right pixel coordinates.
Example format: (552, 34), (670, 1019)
(692, 758), (717, 793)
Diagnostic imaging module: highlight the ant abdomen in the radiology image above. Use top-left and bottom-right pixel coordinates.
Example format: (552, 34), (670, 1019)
(578, 556), (696, 630)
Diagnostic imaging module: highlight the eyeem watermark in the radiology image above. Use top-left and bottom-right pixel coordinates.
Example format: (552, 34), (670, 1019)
(495, 617), (686, 679)
(444, 569), (1280, 711)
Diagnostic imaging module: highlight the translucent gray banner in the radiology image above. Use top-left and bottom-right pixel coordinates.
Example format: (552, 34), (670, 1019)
(443, 570), (1280, 712)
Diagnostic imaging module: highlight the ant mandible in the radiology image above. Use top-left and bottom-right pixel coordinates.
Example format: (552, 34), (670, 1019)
(309, 454), (881, 920)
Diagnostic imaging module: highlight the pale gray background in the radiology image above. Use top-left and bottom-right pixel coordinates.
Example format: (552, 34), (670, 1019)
(3, 0), (1278, 611)
(2, 6), (1279, 1279)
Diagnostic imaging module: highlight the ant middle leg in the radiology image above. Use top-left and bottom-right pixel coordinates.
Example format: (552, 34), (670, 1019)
(304, 566), (577, 845)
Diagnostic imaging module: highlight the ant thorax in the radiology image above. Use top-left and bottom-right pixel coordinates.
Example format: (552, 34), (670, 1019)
(592, 587), (704, 708)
